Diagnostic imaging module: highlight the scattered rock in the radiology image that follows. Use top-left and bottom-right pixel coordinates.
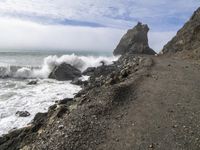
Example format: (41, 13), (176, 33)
(56, 98), (73, 105)
(49, 63), (81, 81)
(82, 67), (96, 76)
(56, 106), (68, 118)
(27, 80), (37, 85)
(71, 78), (88, 86)
(84, 65), (117, 78)
(58, 125), (64, 130)
(15, 111), (30, 117)
(113, 22), (156, 56)
(96, 65), (117, 78)
(172, 125), (178, 128)
(32, 112), (48, 125)
(120, 69), (130, 78)
(100, 60), (105, 66)
(140, 57), (154, 67)
(149, 143), (155, 149)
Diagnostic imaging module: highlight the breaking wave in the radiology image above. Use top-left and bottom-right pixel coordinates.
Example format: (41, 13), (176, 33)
(0, 54), (118, 79)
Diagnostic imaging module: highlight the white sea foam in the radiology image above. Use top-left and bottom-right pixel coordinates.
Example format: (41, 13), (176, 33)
(0, 53), (118, 136)
(14, 67), (33, 78)
(33, 54), (118, 78)
(0, 54), (119, 79)
(0, 78), (81, 136)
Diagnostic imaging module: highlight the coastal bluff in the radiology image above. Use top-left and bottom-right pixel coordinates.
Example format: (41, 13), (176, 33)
(1, 8), (200, 150)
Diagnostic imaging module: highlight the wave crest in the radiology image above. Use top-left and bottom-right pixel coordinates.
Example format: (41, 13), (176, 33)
(0, 54), (118, 79)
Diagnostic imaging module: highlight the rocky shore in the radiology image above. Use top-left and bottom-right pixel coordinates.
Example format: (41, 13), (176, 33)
(0, 53), (154, 150)
(1, 7), (200, 150)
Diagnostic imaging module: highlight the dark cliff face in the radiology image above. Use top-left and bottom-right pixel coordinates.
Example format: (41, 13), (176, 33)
(162, 7), (200, 54)
(113, 22), (156, 56)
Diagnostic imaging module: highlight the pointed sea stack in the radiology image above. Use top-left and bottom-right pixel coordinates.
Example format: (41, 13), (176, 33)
(162, 7), (200, 53)
(113, 22), (156, 56)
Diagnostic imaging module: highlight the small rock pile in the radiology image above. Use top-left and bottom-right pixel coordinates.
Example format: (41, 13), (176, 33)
(75, 54), (153, 99)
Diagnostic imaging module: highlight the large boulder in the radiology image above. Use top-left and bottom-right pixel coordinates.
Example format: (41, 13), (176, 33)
(49, 63), (81, 81)
(83, 65), (117, 78)
(162, 7), (200, 54)
(113, 22), (156, 56)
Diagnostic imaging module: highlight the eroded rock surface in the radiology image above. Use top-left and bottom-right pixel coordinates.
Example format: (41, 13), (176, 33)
(113, 22), (156, 56)
(162, 7), (200, 54)
(15, 111), (30, 117)
(49, 63), (81, 81)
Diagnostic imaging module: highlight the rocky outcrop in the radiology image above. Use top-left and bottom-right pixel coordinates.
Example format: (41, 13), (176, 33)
(49, 63), (81, 81)
(15, 111), (30, 117)
(71, 78), (88, 86)
(82, 64), (117, 78)
(113, 22), (156, 56)
(77, 55), (153, 93)
(88, 65), (117, 78)
(162, 7), (200, 53)
(27, 80), (37, 85)
(82, 67), (96, 76)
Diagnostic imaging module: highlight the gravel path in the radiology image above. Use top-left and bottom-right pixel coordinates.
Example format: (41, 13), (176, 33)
(97, 56), (200, 150)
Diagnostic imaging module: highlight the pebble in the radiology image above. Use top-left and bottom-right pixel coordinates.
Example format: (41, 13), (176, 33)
(172, 125), (178, 128)
(58, 125), (64, 130)
(149, 143), (154, 148)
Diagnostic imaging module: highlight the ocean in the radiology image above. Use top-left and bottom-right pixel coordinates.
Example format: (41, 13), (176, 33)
(0, 50), (117, 136)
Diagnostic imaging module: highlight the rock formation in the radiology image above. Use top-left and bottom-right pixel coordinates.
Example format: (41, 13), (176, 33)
(27, 80), (37, 85)
(162, 7), (200, 53)
(15, 111), (30, 117)
(82, 67), (96, 76)
(113, 22), (156, 56)
(49, 63), (81, 81)
(83, 65), (117, 78)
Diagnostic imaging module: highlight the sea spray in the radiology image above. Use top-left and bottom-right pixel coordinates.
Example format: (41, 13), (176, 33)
(0, 54), (119, 79)
(0, 53), (119, 136)
(0, 79), (81, 136)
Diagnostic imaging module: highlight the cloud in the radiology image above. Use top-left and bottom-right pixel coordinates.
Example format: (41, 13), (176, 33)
(0, 18), (125, 51)
(0, 17), (175, 52)
(149, 31), (176, 51)
(0, 0), (199, 51)
(0, 0), (199, 29)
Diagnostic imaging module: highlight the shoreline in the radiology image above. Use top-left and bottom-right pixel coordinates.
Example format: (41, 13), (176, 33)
(1, 7), (200, 149)
(0, 78), (81, 136)
(0, 54), (155, 149)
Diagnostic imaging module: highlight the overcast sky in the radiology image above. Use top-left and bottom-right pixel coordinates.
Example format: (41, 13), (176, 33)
(0, 0), (199, 52)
